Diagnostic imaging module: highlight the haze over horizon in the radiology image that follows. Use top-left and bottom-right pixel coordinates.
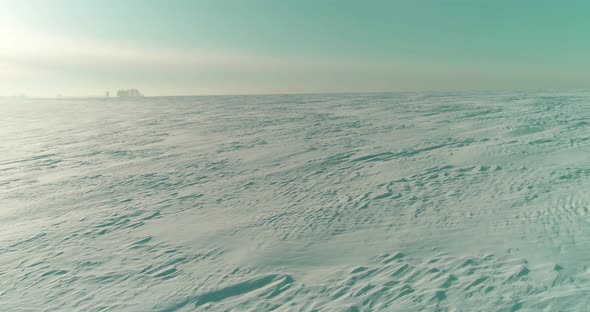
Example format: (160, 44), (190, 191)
(2, 0), (590, 97)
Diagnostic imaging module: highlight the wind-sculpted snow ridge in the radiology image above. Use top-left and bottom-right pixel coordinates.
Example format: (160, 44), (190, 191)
(156, 251), (588, 311)
(2, 91), (590, 311)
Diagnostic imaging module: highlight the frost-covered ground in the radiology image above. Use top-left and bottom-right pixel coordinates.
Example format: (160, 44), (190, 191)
(2, 92), (590, 311)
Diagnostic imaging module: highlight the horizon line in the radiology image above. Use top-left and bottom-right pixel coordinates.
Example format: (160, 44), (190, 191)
(3, 87), (589, 100)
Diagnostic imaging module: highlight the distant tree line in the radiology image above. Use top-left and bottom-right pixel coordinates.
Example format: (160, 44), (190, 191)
(117, 88), (144, 97)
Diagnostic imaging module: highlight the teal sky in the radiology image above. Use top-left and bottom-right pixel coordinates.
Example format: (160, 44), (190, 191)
(2, 0), (590, 96)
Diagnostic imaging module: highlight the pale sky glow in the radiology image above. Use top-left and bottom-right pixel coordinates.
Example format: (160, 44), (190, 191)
(1, 28), (283, 71)
(0, 25), (426, 96)
(0, 26), (470, 96)
(2, 0), (590, 97)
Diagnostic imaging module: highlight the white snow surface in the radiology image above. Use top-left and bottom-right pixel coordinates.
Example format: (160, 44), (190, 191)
(2, 92), (590, 311)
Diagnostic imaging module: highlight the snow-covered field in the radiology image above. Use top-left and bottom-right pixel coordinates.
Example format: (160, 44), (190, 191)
(2, 92), (590, 311)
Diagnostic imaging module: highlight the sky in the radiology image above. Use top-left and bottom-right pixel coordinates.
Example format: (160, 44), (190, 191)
(1, 0), (590, 97)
